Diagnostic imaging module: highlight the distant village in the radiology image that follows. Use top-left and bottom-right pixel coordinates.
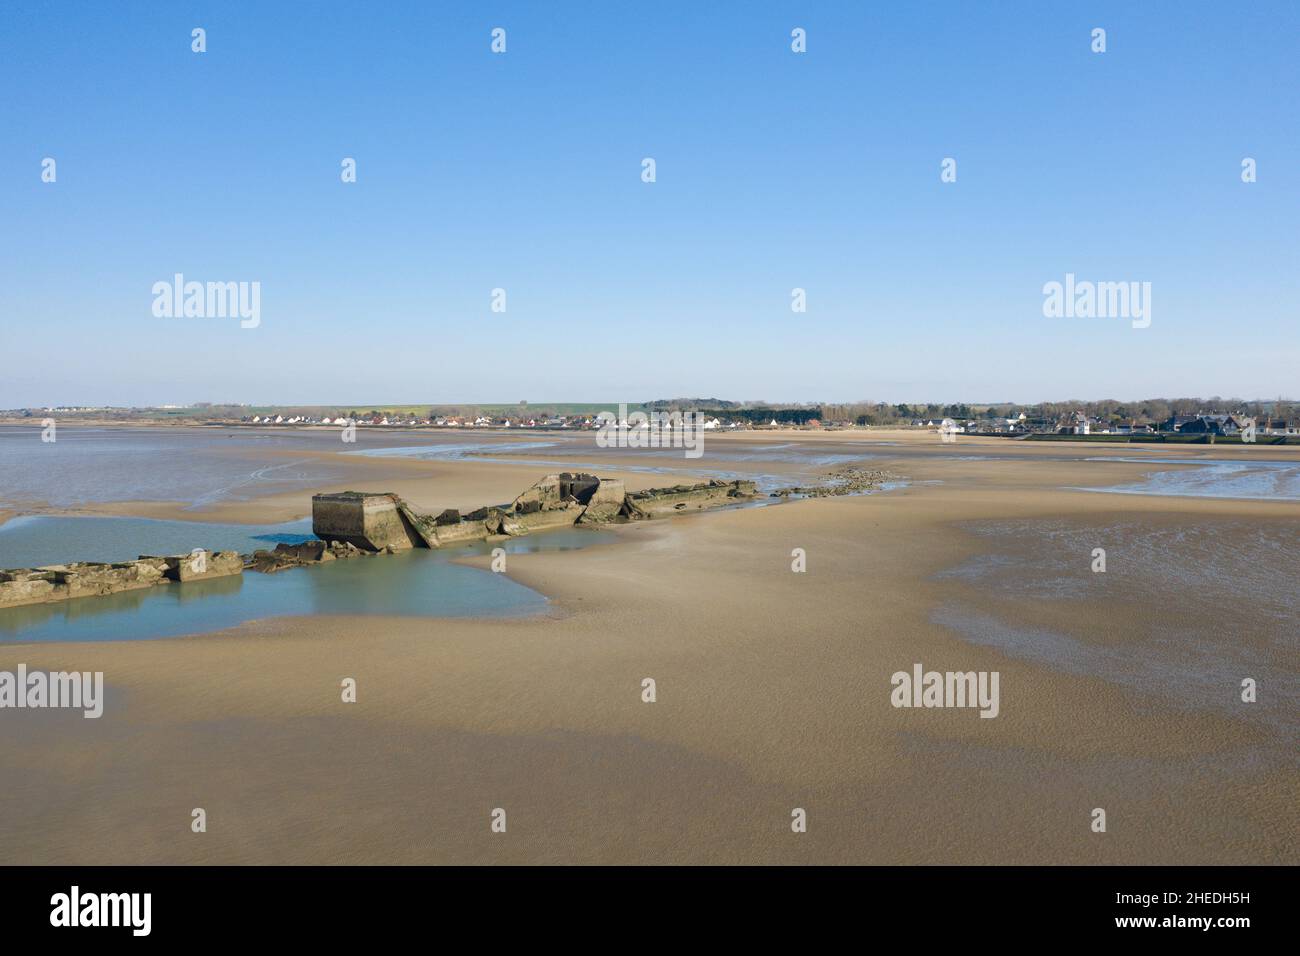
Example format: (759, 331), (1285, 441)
(911, 411), (1298, 437)
(239, 411), (752, 430)
(233, 408), (1297, 437)
(4, 400), (1295, 439)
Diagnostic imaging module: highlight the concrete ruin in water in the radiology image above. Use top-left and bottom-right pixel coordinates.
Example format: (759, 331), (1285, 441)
(312, 473), (756, 551)
(0, 474), (756, 610)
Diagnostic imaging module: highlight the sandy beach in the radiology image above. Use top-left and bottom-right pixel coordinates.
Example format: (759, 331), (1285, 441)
(1, 431), (1295, 864)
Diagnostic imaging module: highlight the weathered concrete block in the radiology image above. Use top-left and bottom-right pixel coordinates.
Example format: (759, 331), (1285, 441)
(578, 477), (626, 523)
(464, 507), (504, 534)
(143, 550), (244, 582)
(312, 491), (427, 551)
(437, 514), (498, 545)
(510, 473), (611, 512)
(251, 541), (354, 573)
(499, 501), (585, 536)
(36, 561), (164, 598)
(0, 570), (62, 609)
(507, 473), (626, 530)
(131, 557), (170, 585)
(624, 479), (756, 519)
(511, 475), (565, 513)
(274, 540), (334, 563)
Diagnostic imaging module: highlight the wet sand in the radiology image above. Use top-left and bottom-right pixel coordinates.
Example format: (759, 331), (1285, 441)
(10, 425), (1294, 527)
(1, 432), (1295, 864)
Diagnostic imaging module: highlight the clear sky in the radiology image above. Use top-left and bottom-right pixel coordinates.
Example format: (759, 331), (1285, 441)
(1, 1), (1296, 408)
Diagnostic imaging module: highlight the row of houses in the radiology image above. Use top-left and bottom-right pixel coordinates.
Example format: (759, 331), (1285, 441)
(1049, 410), (1298, 436)
(1160, 413), (1296, 436)
(241, 413), (757, 430)
(910, 410), (1297, 437)
(245, 413), (583, 428)
(240, 409), (1297, 436)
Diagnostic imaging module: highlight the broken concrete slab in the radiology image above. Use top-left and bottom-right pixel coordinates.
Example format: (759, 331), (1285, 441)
(0, 569), (61, 609)
(499, 500), (586, 536)
(312, 491), (427, 551)
(140, 550), (244, 583)
(37, 560), (168, 597)
(0, 557), (173, 609)
(248, 539), (364, 573)
(623, 479), (757, 519)
(427, 506), (503, 545)
(578, 477), (626, 523)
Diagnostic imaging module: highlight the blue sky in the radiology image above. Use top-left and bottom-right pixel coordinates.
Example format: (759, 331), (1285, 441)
(1, 1), (1296, 407)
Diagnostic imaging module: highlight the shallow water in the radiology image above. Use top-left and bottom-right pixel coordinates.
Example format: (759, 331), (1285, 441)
(343, 440), (563, 460)
(0, 515), (315, 568)
(1076, 458), (1300, 501)
(0, 426), (563, 512)
(0, 521), (611, 644)
(0, 426), (347, 510)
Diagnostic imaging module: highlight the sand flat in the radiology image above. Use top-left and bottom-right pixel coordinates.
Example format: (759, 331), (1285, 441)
(1, 436), (1295, 864)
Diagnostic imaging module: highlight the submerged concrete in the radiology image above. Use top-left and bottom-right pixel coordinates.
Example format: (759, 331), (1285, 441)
(0, 473), (759, 611)
(623, 479), (757, 519)
(144, 550), (244, 583)
(310, 473), (757, 551)
(0, 552), (241, 610)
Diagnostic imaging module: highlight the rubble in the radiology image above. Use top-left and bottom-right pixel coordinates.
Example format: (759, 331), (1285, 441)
(769, 466), (901, 498)
(142, 550), (244, 582)
(0, 551), (241, 610)
(247, 540), (365, 573)
(623, 479), (756, 519)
